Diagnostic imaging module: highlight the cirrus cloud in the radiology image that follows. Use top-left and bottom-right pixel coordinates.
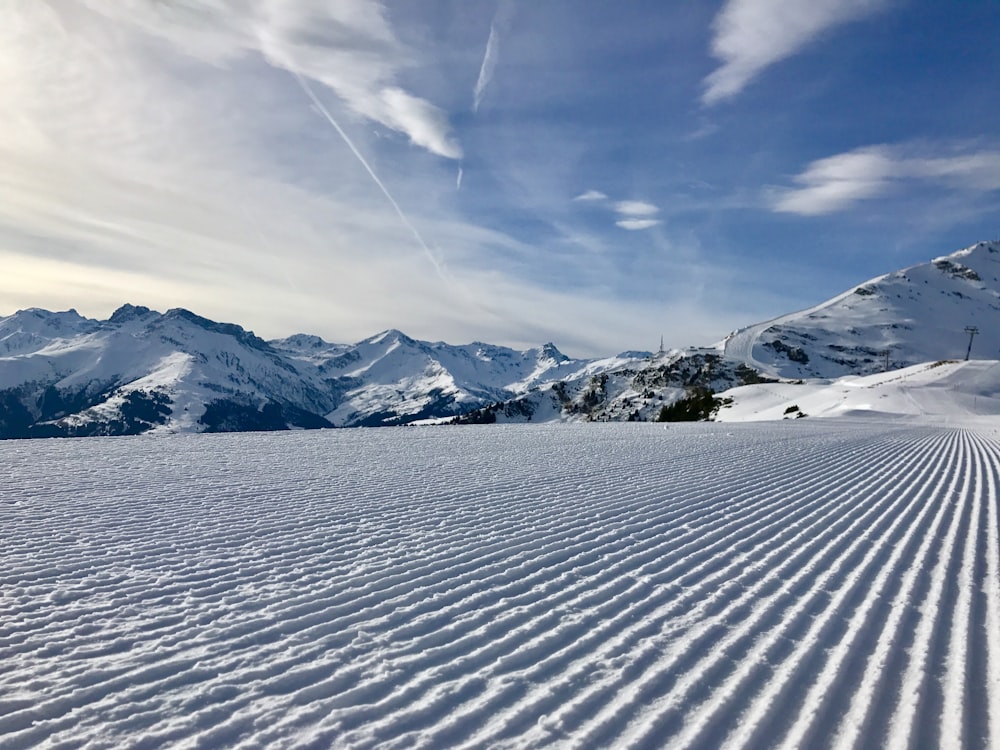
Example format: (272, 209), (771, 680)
(79, 0), (462, 159)
(773, 143), (1000, 215)
(703, 0), (891, 105)
(573, 194), (662, 231)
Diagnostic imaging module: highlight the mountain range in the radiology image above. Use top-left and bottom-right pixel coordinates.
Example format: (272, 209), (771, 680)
(2, 240), (998, 437)
(0, 303), (636, 437)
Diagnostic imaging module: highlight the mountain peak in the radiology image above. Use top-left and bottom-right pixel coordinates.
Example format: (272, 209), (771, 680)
(109, 304), (157, 325)
(272, 333), (337, 350)
(2, 307), (94, 340)
(537, 343), (569, 362)
(161, 308), (272, 351)
(938, 239), (1000, 261)
(364, 329), (414, 346)
(15, 306), (85, 320)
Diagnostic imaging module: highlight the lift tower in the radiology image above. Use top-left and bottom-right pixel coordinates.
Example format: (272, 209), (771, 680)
(964, 326), (979, 361)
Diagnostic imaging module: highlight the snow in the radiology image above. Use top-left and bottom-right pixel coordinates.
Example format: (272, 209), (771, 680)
(2, 306), (650, 433)
(721, 241), (1000, 379)
(2, 420), (998, 748)
(716, 359), (1000, 422)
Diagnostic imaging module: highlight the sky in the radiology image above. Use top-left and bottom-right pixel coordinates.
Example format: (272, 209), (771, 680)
(2, 1), (999, 356)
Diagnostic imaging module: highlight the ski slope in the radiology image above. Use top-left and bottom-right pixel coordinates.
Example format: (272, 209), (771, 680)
(2, 422), (998, 748)
(717, 359), (1000, 422)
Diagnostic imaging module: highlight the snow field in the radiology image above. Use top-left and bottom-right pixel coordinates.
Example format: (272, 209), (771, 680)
(1, 421), (998, 748)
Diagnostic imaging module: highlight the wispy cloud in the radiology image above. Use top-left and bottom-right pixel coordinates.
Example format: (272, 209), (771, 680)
(79, 0), (462, 159)
(573, 189), (608, 202)
(614, 200), (659, 217)
(573, 194), (662, 230)
(773, 143), (1000, 215)
(703, 0), (891, 105)
(616, 218), (662, 231)
(293, 71), (450, 283)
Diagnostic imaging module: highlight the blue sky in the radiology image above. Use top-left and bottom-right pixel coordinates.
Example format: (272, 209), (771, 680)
(2, 1), (999, 356)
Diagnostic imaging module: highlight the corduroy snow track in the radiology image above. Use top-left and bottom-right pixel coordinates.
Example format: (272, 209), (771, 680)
(1, 420), (998, 748)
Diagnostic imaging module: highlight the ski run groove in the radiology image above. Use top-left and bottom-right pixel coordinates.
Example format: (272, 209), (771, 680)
(1, 420), (998, 749)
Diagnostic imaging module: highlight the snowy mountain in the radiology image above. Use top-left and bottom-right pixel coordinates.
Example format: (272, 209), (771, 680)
(4, 240), (1000, 437)
(271, 328), (622, 427)
(721, 240), (1000, 378)
(454, 240), (1000, 424)
(0, 305), (338, 438)
(0, 305), (627, 437)
(450, 349), (771, 425)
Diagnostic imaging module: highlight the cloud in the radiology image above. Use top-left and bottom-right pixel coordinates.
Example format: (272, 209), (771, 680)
(614, 200), (659, 217)
(256, 2), (461, 159)
(0, 5), (697, 358)
(616, 218), (662, 231)
(703, 0), (890, 105)
(0, 4), (469, 347)
(573, 189), (608, 202)
(77, 0), (461, 159)
(293, 73), (449, 282)
(573, 195), (661, 230)
(773, 143), (1000, 215)
(613, 201), (660, 230)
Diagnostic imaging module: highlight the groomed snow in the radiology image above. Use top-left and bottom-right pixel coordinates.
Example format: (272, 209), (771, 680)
(717, 359), (1000, 422)
(2, 422), (998, 748)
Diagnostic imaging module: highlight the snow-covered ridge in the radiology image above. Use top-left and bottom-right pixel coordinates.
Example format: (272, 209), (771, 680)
(4, 241), (1000, 436)
(722, 240), (1000, 378)
(0, 305), (632, 437)
(452, 241), (1000, 425)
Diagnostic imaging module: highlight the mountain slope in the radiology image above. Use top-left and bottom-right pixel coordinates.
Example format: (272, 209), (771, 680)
(0, 306), (625, 437)
(721, 240), (1000, 378)
(715, 359), (1000, 422)
(0, 305), (338, 437)
(453, 240), (1000, 424)
(270, 329), (620, 427)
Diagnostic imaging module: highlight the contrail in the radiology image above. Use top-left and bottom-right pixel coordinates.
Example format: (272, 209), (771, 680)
(473, 20), (500, 112)
(292, 71), (450, 283)
(473, 1), (514, 112)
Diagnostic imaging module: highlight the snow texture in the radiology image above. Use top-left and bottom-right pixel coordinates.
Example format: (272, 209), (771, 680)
(2, 421), (998, 748)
